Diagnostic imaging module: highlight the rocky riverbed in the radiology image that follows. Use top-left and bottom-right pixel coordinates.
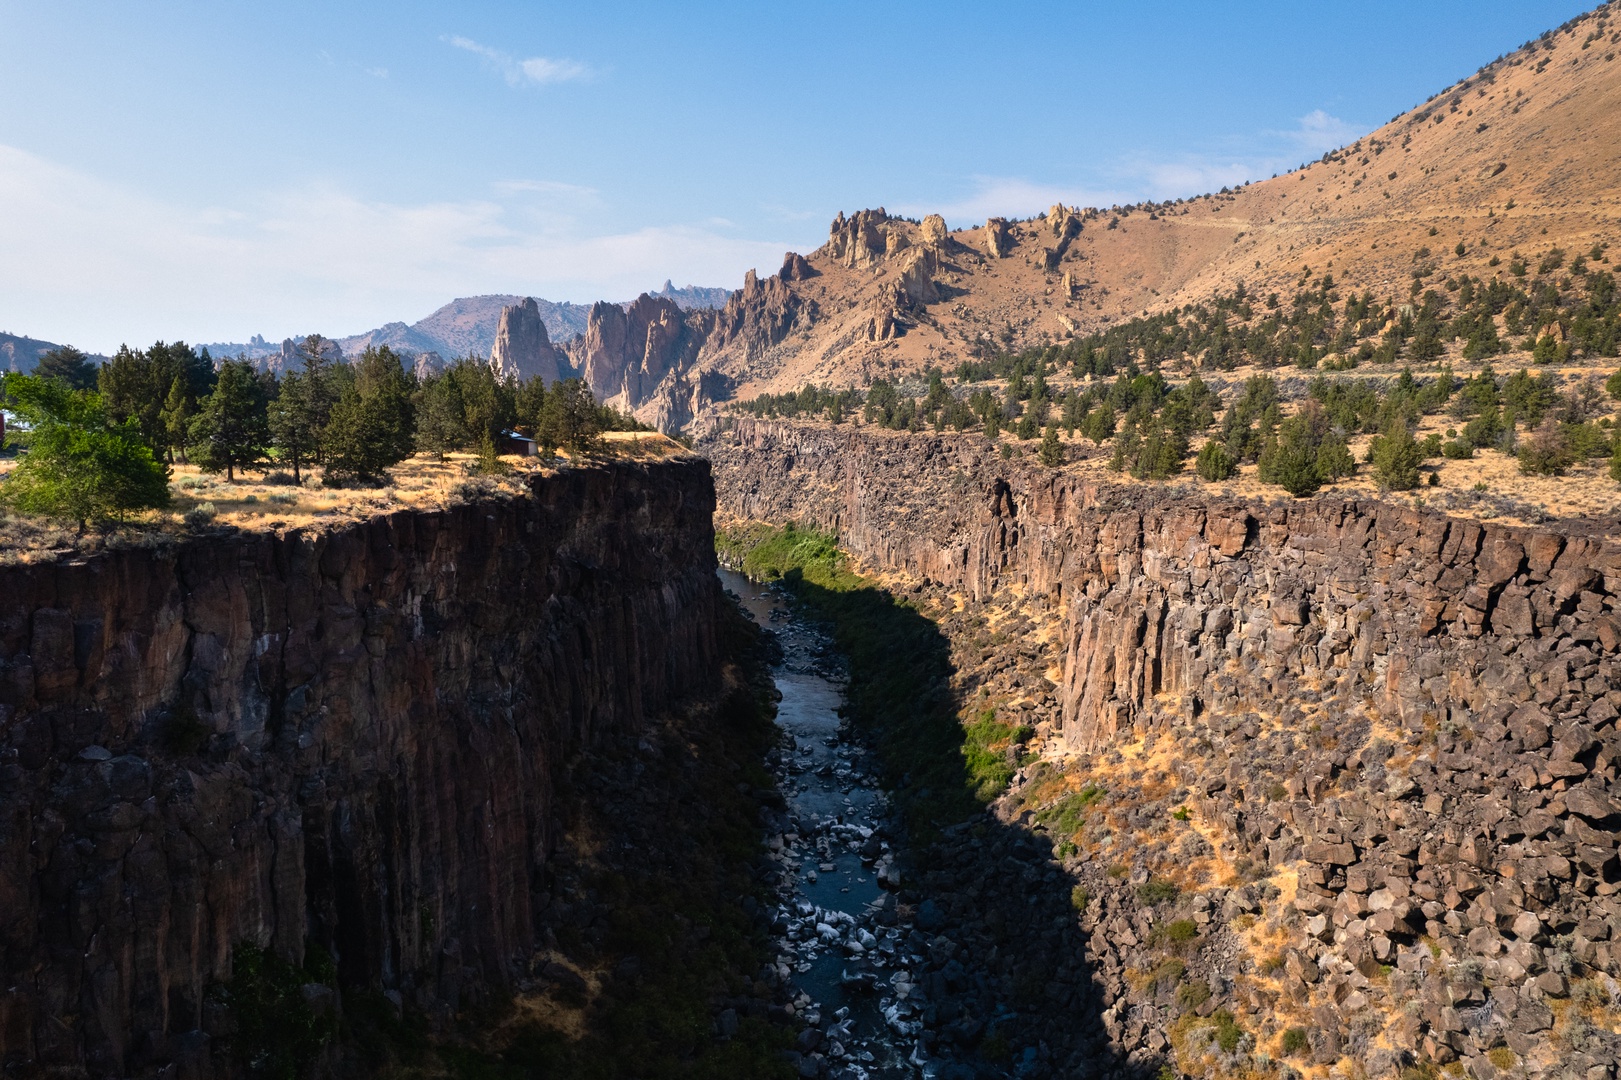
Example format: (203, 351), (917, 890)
(722, 568), (935, 1078)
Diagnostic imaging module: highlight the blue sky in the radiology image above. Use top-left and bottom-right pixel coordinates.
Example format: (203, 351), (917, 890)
(0, 0), (1595, 351)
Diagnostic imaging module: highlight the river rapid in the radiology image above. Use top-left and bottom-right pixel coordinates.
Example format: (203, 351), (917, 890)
(720, 569), (962, 1080)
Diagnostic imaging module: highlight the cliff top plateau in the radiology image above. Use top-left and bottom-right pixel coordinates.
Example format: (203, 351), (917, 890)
(0, 432), (688, 565)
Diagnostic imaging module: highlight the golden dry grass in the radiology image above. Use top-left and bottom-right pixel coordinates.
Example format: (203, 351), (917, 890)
(0, 430), (689, 563)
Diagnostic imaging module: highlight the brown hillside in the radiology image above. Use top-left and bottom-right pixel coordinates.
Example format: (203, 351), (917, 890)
(591, 2), (1621, 429)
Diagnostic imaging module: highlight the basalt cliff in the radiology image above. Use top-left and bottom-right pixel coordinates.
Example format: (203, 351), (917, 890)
(0, 459), (731, 1077)
(706, 418), (1621, 1079)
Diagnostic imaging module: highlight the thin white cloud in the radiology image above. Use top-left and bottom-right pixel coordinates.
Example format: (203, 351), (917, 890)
(519, 56), (589, 84)
(1273, 109), (1361, 155)
(365, 67), (389, 79)
(490, 178), (598, 199)
(444, 34), (593, 87)
(902, 177), (1128, 228)
(0, 143), (779, 351)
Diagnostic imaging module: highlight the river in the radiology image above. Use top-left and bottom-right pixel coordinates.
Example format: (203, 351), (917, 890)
(720, 568), (955, 1080)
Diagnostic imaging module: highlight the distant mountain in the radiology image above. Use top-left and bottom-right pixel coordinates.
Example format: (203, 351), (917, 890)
(647, 280), (733, 312)
(199, 285), (732, 372)
(0, 331), (69, 374)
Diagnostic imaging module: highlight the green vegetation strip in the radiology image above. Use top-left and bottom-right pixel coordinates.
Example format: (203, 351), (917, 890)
(722, 522), (1020, 836)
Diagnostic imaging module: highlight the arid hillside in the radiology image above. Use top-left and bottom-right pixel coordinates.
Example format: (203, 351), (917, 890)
(590, 2), (1621, 430)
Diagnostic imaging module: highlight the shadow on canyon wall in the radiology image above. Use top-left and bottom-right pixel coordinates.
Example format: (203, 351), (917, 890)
(776, 561), (1156, 1080)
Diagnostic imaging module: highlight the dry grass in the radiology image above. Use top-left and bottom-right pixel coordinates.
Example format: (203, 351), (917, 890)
(0, 431), (689, 563)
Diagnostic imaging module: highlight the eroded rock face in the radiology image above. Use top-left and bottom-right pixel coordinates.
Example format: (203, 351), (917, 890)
(490, 297), (570, 384)
(826, 208), (892, 269)
(983, 217), (1013, 258)
(0, 460), (723, 1077)
(706, 420), (1621, 1076)
(578, 294), (697, 411)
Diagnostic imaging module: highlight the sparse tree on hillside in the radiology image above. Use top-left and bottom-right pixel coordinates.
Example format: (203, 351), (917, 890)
(1195, 440), (1236, 481)
(1517, 419), (1574, 476)
(1038, 423), (1065, 467)
(1370, 417), (1423, 490)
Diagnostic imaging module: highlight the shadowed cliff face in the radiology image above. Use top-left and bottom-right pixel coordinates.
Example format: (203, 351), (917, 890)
(705, 420), (1621, 1078)
(705, 419), (1621, 755)
(0, 459), (723, 1077)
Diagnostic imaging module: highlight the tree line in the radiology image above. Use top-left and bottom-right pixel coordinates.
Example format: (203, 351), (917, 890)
(1, 336), (644, 528)
(733, 359), (1621, 495)
(953, 242), (1618, 382)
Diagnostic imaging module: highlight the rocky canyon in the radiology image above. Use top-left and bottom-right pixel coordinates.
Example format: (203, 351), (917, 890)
(704, 418), (1621, 1080)
(0, 459), (772, 1077)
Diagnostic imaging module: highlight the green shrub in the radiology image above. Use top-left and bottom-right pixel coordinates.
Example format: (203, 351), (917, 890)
(1137, 878), (1179, 905)
(1164, 918), (1199, 943)
(1441, 439), (1474, 459)
(224, 942), (337, 1079)
(1177, 980), (1211, 1008)
(1281, 1027), (1310, 1055)
(1212, 1009), (1244, 1053)
(1070, 886), (1090, 913)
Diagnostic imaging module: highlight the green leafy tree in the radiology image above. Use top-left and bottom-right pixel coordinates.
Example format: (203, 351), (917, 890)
(34, 345), (98, 390)
(188, 358), (270, 480)
(0, 374), (170, 529)
(1370, 418), (1423, 490)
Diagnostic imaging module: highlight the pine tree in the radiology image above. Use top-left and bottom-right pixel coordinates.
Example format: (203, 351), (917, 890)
(413, 372), (468, 461)
(34, 346), (98, 390)
(1038, 423), (1065, 467)
(162, 377), (194, 464)
(1371, 418), (1423, 490)
(1195, 440), (1236, 481)
(323, 347), (416, 483)
(188, 358), (269, 481)
(269, 372), (321, 482)
(537, 379), (602, 456)
(1315, 431), (1356, 482)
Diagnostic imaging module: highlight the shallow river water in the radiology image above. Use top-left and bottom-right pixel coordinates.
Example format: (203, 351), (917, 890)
(720, 569), (946, 1080)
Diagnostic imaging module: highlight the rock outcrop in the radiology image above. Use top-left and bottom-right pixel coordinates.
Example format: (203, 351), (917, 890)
(578, 294), (697, 411)
(489, 297), (570, 384)
(826, 208), (893, 269)
(983, 217), (1013, 258)
(705, 419), (1621, 1079)
(0, 460), (725, 1077)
